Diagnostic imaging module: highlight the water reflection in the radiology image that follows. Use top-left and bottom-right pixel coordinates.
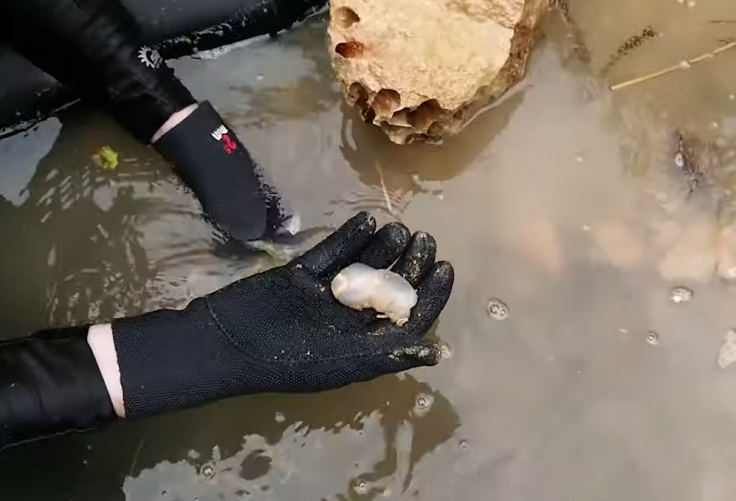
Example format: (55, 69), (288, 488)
(121, 374), (459, 501)
(225, 15), (343, 129)
(0, 105), (286, 341)
(340, 90), (525, 186)
(0, 373), (460, 500)
(0, 108), (163, 335)
(336, 91), (525, 223)
(170, 12), (344, 133)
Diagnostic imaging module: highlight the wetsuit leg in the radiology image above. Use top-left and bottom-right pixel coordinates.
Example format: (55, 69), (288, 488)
(0, 0), (194, 143)
(0, 0), (291, 242)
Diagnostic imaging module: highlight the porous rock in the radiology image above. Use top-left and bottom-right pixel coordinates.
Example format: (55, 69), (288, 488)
(328, 0), (553, 144)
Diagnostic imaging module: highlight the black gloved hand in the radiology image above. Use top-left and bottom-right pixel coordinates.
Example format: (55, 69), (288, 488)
(154, 102), (289, 242)
(112, 212), (454, 418)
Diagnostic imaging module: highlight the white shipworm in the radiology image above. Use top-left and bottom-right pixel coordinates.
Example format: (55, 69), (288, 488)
(331, 263), (418, 326)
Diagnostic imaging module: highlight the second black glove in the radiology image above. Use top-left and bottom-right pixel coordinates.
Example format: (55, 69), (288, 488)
(154, 101), (288, 243)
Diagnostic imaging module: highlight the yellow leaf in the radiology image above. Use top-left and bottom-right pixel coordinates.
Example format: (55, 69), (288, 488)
(92, 146), (119, 170)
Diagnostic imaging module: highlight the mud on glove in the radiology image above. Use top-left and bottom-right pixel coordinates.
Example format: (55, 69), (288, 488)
(112, 212), (455, 418)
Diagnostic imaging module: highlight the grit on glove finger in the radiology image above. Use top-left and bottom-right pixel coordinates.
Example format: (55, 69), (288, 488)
(391, 232), (438, 287)
(308, 337), (446, 392)
(405, 261), (455, 338)
(295, 212), (376, 276)
(355, 222), (411, 270)
(381, 338), (447, 369)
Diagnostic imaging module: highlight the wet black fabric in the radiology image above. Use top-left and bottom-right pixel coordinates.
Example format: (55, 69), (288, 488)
(0, 0), (289, 243)
(0, 0), (196, 143)
(0, 0), (329, 138)
(0, 326), (116, 450)
(113, 212), (455, 418)
(155, 101), (285, 243)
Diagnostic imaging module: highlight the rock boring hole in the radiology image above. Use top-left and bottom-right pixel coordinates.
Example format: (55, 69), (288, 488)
(392, 99), (444, 130)
(335, 41), (364, 58)
(411, 99), (443, 130)
(372, 89), (401, 115)
(334, 7), (360, 28)
(348, 82), (369, 107)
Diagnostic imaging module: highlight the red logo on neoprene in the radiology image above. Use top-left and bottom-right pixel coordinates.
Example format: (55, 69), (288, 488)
(211, 125), (237, 154)
(222, 134), (237, 154)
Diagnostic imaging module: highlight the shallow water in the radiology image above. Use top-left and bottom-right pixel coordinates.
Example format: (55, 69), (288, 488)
(3, 2), (736, 499)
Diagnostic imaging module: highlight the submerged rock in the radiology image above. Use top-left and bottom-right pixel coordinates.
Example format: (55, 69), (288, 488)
(328, 0), (553, 144)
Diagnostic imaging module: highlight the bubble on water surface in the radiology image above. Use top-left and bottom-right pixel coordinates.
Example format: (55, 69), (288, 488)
(354, 479), (369, 495)
(439, 343), (453, 360)
(646, 331), (660, 345)
(487, 298), (510, 321)
(670, 286), (693, 304)
(200, 462), (216, 480)
(414, 393), (434, 416)
(674, 152), (686, 169)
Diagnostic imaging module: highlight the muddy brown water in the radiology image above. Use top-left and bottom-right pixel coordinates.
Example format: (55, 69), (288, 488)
(3, 2), (736, 499)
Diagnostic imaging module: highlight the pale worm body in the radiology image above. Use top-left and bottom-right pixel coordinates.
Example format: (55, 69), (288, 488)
(331, 263), (418, 326)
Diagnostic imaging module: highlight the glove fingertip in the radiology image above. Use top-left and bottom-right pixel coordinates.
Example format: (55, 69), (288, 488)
(430, 260), (455, 288)
(390, 341), (451, 368)
(383, 221), (411, 240)
(392, 231), (438, 286)
(341, 211), (377, 237)
(358, 221), (411, 269)
(296, 211), (377, 275)
(415, 261), (455, 310)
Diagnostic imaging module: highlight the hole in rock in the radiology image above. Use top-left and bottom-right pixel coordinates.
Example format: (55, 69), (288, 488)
(334, 7), (360, 28)
(407, 99), (444, 131)
(427, 122), (444, 137)
(348, 82), (369, 108)
(372, 89), (401, 116)
(335, 41), (364, 58)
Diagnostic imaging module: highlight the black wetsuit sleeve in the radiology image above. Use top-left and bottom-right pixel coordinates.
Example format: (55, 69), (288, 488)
(0, 326), (117, 451)
(0, 0), (289, 242)
(0, 0), (195, 143)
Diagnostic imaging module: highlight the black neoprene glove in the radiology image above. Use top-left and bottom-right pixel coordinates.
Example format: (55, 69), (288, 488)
(112, 212), (454, 418)
(154, 101), (289, 242)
